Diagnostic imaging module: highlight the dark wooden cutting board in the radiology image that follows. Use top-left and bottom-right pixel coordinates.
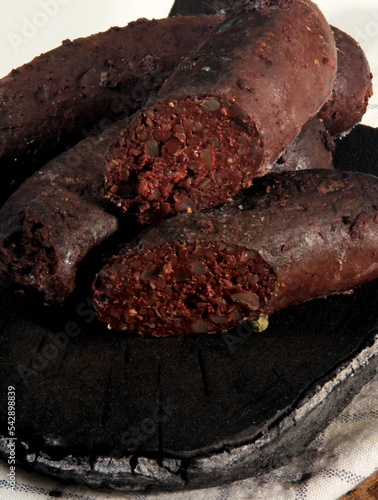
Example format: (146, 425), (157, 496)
(0, 125), (378, 492)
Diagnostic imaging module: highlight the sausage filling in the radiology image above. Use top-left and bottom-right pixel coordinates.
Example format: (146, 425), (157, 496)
(1, 218), (58, 293)
(105, 96), (263, 223)
(93, 241), (277, 336)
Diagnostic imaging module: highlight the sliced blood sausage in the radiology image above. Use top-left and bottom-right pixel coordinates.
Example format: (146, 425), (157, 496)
(0, 121), (129, 302)
(0, 6), (369, 303)
(1, 9), (370, 207)
(92, 169), (378, 337)
(105, 0), (337, 223)
(169, 1), (373, 138)
(0, 115), (331, 304)
(0, 15), (221, 205)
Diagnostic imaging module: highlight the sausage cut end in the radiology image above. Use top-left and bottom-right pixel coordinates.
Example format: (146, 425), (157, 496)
(105, 96), (263, 223)
(93, 241), (276, 336)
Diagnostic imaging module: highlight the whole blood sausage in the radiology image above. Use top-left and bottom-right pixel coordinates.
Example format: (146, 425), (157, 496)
(92, 169), (378, 336)
(0, 15), (221, 204)
(105, 0), (337, 223)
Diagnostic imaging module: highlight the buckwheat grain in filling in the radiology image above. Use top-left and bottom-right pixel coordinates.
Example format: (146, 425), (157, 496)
(93, 241), (276, 336)
(105, 96), (263, 223)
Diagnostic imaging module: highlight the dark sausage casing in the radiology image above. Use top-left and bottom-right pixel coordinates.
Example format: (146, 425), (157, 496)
(0, 9), (371, 303)
(0, 9), (371, 206)
(319, 27), (373, 136)
(93, 170), (378, 336)
(105, 0), (337, 223)
(169, 1), (373, 138)
(0, 15), (222, 204)
(272, 116), (334, 173)
(0, 122), (128, 302)
(169, 0), (235, 16)
(0, 11), (371, 206)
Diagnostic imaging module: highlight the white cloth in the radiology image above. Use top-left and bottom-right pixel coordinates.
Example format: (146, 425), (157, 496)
(1, 370), (378, 500)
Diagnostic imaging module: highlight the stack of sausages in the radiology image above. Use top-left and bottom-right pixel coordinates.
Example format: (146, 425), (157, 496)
(0, 0), (376, 337)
